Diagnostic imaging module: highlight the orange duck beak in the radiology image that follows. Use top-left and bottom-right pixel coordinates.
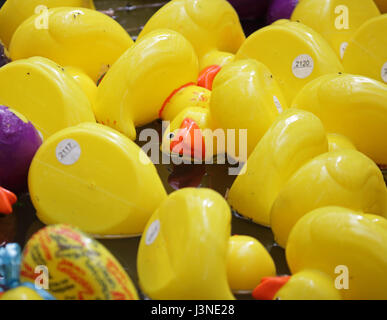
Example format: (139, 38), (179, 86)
(170, 118), (205, 161)
(0, 187), (17, 215)
(197, 65), (222, 90)
(252, 276), (291, 300)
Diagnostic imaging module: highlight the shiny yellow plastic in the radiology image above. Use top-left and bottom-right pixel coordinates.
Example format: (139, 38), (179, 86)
(95, 29), (199, 140)
(211, 59), (287, 158)
(0, 287), (44, 300)
(284, 207), (387, 300)
(327, 133), (356, 152)
(65, 66), (98, 112)
(9, 7), (133, 82)
(228, 109), (328, 227)
(20, 224), (139, 300)
(0, 0), (95, 48)
(138, 0), (245, 60)
(161, 85), (211, 122)
(271, 150), (387, 247)
(199, 51), (235, 71)
(137, 188), (234, 300)
(291, 73), (387, 165)
(236, 21), (343, 104)
(28, 123), (167, 237)
(275, 270), (341, 300)
(227, 235), (276, 292)
(342, 14), (387, 84)
(291, 0), (380, 59)
(0, 57), (95, 139)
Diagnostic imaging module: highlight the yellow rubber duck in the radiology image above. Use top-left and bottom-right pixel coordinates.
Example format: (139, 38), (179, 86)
(271, 149), (387, 247)
(291, 73), (387, 165)
(0, 56), (95, 139)
(137, 188), (234, 300)
(0, 0), (95, 48)
(9, 7), (133, 82)
(227, 109), (329, 227)
(254, 207), (387, 300)
(327, 133), (357, 152)
(342, 14), (387, 84)
(137, 0), (245, 70)
(227, 235), (276, 293)
(290, 0), (380, 59)
(20, 225), (139, 300)
(95, 29), (211, 140)
(162, 59), (287, 161)
(236, 20), (344, 104)
(28, 123), (167, 237)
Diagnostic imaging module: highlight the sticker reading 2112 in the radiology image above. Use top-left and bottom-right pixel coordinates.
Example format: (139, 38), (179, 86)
(56, 139), (81, 165)
(292, 54), (314, 79)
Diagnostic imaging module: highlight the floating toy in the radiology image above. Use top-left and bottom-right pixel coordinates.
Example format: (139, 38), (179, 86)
(291, 0), (380, 59)
(0, 243), (55, 300)
(0, 106), (42, 192)
(342, 14), (387, 84)
(96, 29), (204, 140)
(227, 109), (328, 227)
(137, 188), (234, 300)
(137, 0), (245, 69)
(236, 21), (343, 104)
(327, 133), (356, 152)
(0, 0), (95, 48)
(271, 150), (387, 247)
(291, 73), (387, 165)
(9, 7), (133, 82)
(0, 40), (10, 68)
(18, 225), (139, 300)
(162, 59), (287, 161)
(0, 186), (17, 215)
(227, 235), (276, 292)
(28, 123), (167, 237)
(64, 66), (98, 113)
(266, 0), (299, 24)
(0, 57), (95, 140)
(254, 207), (387, 300)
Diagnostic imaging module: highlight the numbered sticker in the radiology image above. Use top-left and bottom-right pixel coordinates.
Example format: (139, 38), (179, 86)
(340, 42), (348, 60)
(56, 139), (81, 165)
(292, 54), (314, 79)
(381, 62), (387, 83)
(273, 96), (283, 113)
(145, 220), (160, 245)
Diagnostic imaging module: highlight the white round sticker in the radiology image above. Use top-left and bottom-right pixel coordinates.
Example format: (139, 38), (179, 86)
(145, 220), (160, 245)
(381, 62), (387, 83)
(292, 54), (314, 79)
(273, 96), (283, 113)
(56, 139), (81, 165)
(340, 42), (348, 60)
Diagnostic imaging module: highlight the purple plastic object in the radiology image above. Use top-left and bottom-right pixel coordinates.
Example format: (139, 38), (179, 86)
(266, 0), (299, 24)
(0, 106), (42, 193)
(228, 0), (271, 19)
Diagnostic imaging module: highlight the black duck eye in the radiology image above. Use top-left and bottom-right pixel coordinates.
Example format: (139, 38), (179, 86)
(168, 132), (175, 139)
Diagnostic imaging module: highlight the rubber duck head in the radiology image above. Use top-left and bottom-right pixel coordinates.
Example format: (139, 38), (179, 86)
(137, 188), (234, 300)
(138, 0), (245, 63)
(271, 149), (387, 247)
(8, 6), (132, 82)
(292, 73), (387, 165)
(254, 207), (387, 300)
(0, 187), (17, 215)
(20, 225), (139, 300)
(0, 0), (95, 48)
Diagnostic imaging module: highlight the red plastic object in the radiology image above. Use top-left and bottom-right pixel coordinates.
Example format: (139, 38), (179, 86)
(0, 187), (17, 215)
(252, 276), (291, 300)
(197, 65), (222, 91)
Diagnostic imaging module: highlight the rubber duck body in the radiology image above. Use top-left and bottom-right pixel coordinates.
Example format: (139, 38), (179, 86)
(254, 207), (387, 300)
